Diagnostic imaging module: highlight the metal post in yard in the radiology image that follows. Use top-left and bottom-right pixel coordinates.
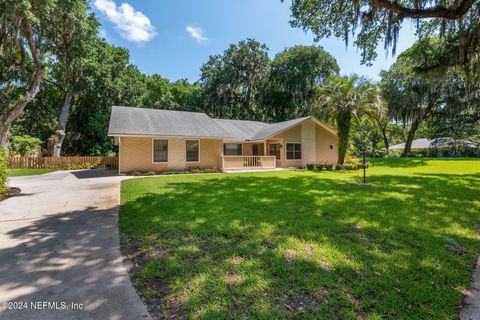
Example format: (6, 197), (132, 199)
(363, 149), (366, 184)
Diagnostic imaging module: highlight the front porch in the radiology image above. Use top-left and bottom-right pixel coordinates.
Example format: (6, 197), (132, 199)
(221, 155), (277, 171)
(220, 140), (289, 171)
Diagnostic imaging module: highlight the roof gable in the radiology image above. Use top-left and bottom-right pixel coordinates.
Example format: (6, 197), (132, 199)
(250, 117), (310, 140)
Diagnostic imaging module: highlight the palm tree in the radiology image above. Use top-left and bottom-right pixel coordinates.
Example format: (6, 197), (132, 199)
(315, 75), (383, 164)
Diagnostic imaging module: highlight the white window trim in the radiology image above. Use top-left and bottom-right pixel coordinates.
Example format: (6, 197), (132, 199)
(285, 142), (302, 161)
(152, 138), (168, 164)
(186, 139), (201, 163)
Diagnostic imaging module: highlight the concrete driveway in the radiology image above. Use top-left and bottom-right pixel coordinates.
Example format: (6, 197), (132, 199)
(0, 169), (150, 320)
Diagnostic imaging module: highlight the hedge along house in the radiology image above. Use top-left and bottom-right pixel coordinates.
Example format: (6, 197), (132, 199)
(108, 106), (339, 174)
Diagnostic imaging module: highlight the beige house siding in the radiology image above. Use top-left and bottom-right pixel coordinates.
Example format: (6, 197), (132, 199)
(265, 119), (338, 168)
(188, 139), (223, 169)
(116, 119), (338, 173)
(119, 136), (222, 173)
(269, 125), (303, 168)
(301, 120), (316, 166)
(315, 125), (338, 164)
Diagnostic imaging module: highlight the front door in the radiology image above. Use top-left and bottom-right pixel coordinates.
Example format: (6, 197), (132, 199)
(252, 144), (264, 156)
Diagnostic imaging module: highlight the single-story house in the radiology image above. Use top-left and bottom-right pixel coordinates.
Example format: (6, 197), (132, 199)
(108, 106), (338, 174)
(390, 138), (477, 151)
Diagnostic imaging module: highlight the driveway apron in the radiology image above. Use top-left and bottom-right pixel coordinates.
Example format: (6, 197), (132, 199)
(0, 169), (149, 320)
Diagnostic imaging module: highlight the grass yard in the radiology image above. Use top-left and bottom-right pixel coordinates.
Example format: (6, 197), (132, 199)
(7, 168), (57, 177)
(120, 158), (480, 319)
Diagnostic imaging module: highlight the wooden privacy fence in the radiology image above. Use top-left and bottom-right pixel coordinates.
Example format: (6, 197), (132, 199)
(7, 156), (118, 169)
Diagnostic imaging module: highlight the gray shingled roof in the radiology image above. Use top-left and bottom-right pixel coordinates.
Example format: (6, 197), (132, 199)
(212, 118), (268, 141)
(390, 138), (477, 150)
(108, 106), (235, 139)
(390, 138), (430, 150)
(108, 106), (334, 141)
(250, 117), (310, 140)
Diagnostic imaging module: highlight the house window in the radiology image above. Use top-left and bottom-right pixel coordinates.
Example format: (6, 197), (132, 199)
(186, 140), (199, 162)
(286, 143), (301, 160)
(153, 139), (168, 162)
(224, 143), (242, 156)
(269, 143), (281, 160)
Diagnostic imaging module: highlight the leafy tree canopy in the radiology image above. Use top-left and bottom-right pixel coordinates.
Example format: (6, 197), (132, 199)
(10, 134), (41, 156)
(315, 75), (383, 163)
(287, 0), (480, 83)
(200, 39), (271, 120)
(265, 45), (339, 120)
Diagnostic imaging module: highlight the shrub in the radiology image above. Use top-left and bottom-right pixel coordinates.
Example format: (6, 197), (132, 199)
(463, 147), (480, 157)
(345, 154), (360, 163)
(64, 162), (100, 170)
(10, 135), (41, 156)
(87, 143), (103, 156)
(189, 167), (219, 174)
(335, 164), (343, 170)
(400, 152), (416, 158)
(128, 167), (220, 176)
(344, 163), (360, 170)
(326, 164), (334, 170)
(384, 150), (402, 158)
(306, 164), (315, 171)
(315, 164), (324, 171)
(0, 147), (7, 195)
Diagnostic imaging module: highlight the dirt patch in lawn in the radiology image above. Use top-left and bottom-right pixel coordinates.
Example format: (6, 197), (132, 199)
(284, 293), (322, 313)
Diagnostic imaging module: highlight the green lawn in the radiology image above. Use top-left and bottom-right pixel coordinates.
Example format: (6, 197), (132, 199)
(120, 158), (480, 319)
(7, 168), (57, 177)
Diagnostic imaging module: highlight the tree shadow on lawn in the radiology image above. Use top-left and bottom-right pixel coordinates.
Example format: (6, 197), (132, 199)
(120, 172), (480, 319)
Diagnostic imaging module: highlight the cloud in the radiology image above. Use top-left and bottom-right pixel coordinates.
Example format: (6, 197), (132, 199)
(186, 25), (208, 43)
(94, 0), (156, 43)
(98, 28), (108, 39)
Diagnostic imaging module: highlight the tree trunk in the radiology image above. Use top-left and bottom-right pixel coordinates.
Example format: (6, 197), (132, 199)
(404, 120), (419, 154)
(0, 127), (10, 157)
(337, 111), (352, 164)
(0, 64), (45, 153)
(381, 127), (389, 150)
(0, 18), (44, 154)
(52, 91), (73, 157)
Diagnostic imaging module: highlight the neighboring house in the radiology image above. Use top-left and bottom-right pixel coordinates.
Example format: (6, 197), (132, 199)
(390, 138), (477, 151)
(108, 106), (338, 174)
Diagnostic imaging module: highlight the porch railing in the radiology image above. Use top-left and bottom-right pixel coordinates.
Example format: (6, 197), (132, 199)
(221, 155), (276, 170)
